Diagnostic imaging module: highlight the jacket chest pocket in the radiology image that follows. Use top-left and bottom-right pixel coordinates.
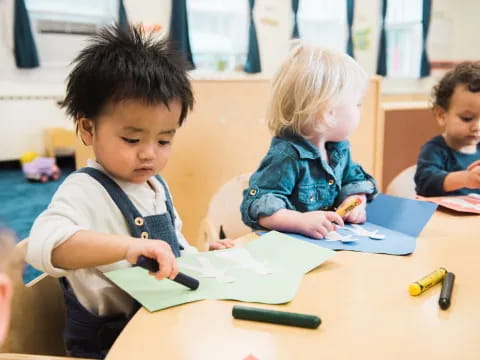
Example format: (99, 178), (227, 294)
(296, 183), (332, 212)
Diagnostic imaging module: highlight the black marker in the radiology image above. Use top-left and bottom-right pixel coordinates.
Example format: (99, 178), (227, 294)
(439, 272), (455, 310)
(136, 255), (200, 290)
(232, 305), (321, 329)
(219, 225), (227, 240)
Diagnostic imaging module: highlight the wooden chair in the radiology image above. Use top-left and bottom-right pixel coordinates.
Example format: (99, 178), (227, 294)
(197, 173), (253, 251)
(385, 165), (418, 199)
(44, 128), (76, 158)
(0, 239), (67, 357)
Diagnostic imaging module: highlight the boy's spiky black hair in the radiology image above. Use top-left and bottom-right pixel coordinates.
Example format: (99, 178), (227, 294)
(62, 24), (193, 126)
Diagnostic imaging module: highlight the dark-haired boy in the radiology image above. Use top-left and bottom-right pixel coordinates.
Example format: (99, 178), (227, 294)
(27, 25), (233, 359)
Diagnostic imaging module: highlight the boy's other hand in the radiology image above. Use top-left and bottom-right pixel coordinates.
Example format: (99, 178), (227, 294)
(466, 166), (480, 188)
(209, 238), (235, 250)
(298, 211), (344, 239)
(125, 239), (178, 280)
(467, 160), (480, 171)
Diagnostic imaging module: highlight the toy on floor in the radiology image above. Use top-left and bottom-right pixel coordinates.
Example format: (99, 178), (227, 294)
(20, 152), (61, 183)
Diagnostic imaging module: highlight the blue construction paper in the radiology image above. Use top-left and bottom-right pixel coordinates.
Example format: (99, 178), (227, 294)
(366, 194), (438, 237)
(282, 194), (438, 256)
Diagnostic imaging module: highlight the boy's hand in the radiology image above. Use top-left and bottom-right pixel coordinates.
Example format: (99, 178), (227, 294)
(297, 211), (344, 239)
(466, 166), (480, 188)
(125, 239), (178, 280)
(209, 238), (235, 250)
(338, 195), (367, 224)
(467, 160), (480, 171)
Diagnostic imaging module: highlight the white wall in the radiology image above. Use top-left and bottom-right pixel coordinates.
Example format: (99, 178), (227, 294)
(1, 0), (480, 160)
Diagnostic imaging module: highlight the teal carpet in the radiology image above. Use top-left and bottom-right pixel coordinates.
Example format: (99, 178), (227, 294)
(0, 158), (74, 283)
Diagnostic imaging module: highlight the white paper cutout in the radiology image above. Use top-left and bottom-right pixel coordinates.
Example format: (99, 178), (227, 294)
(214, 248), (273, 275)
(341, 224), (386, 240)
(181, 257), (235, 283)
(325, 231), (358, 242)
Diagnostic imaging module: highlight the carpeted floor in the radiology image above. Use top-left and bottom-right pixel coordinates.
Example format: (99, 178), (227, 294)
(0, 157), (75, 282)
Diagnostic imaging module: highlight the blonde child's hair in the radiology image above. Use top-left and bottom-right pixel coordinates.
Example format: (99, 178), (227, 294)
(267, 41), (368, 137)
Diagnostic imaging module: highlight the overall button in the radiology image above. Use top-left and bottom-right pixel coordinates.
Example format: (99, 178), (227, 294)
(140, 232), (149, 239)
(309, 195), (315, 202)
(249, 188), (257, 196)
(134, 217), (144, 226)
(328, 179), (335, 186)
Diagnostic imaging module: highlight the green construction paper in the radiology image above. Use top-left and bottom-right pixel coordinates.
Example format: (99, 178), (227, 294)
(105, 231), (335, 312)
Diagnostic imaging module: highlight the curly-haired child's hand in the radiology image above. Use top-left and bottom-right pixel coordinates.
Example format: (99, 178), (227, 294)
(467, 160), (480, 171)
(125, 239), (178, 280)
(297, 211), (344, 239)
(466, 166), (480, 188)
(339, 195), (367, 224)
(209, 238), (235, 250)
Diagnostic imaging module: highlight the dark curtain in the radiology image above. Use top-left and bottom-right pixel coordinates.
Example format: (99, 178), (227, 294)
(118, 0), (129, 30)
(14, 0), (39, 68)
(244, 0), (261, 73)
(420, 0), (432, 77)
(346, 0), (355, 57)
(169, 0), (195, 69)
(291, 0), (300, 39)
(376, 0), (387, 76)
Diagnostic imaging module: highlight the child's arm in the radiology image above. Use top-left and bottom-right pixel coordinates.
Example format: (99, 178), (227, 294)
(416, 140), (480, 195)
(51, 230), (178, 280)
(259, 208), (343, 239)
(415, 141), (450, 196)
(443, 166), (480, 192)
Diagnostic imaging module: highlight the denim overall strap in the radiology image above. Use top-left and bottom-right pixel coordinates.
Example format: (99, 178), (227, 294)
(155, 175), (176, 227)
(60, 167), (181, 359)
(76, 167), (146, 238)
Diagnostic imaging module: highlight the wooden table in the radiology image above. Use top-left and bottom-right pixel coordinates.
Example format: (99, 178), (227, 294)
(106, 210), (480, 360)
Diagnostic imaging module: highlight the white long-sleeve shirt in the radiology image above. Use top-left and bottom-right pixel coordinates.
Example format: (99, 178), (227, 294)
(27, 160), (197, 316)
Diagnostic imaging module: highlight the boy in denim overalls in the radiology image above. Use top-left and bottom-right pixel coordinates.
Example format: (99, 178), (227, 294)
(241, 42), (377, 239)
(27, 25), (232, 359)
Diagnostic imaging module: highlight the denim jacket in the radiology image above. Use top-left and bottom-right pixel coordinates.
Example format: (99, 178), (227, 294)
(240, 136), (378, 229)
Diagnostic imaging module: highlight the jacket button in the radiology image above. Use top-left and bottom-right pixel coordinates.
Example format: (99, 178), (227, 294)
(328, 179), (335, 185)
(134, 217), (144, 226)
(249, 188), (257, 196)
(140, 232), (149, 239)
(309, 195), (314, 202)
(323, 206), (329, 210)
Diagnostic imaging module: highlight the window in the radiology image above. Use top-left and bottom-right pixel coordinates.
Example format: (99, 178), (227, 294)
(297, 0), (347, 52)
(385, 0), (423, 78)
(187, 0), (248, 72)
(25, 0), (119, 67)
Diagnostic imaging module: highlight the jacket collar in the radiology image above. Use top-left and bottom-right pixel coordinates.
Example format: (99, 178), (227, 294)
(279, 136), (349, 160)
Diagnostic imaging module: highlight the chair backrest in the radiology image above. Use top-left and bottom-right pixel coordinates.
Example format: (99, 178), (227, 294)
(197, 173), (252, 251)
(385, 165), (417, 199)
(0, 239), (66, 356)
(44, 128), (76, 158)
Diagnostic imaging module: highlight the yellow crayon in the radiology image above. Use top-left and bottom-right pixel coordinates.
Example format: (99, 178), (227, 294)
(336, 196), (362, 217)
(408, 267), (447, 296)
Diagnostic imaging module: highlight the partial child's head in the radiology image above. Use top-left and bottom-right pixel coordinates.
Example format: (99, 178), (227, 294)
(432, 62), (480, 151)
(0, 229), (15, 345)
(267, 42), (367, 140)
(63, 25), (194, 183)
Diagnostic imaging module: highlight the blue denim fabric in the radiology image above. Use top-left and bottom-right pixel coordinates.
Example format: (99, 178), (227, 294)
(415, 135), (480, 196)
(241, 136), (378, 229)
